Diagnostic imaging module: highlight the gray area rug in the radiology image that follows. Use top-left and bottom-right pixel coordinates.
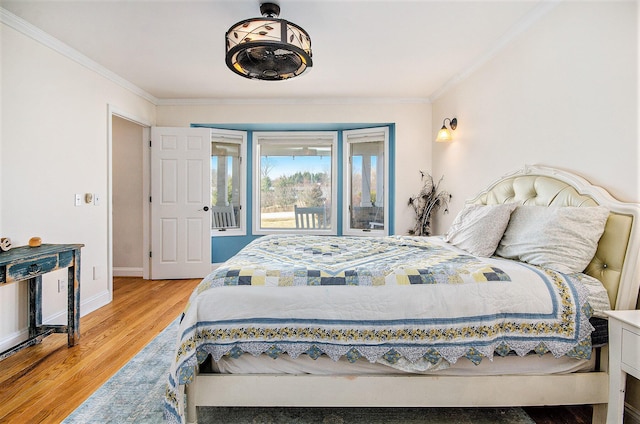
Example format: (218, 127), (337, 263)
(63, 319), (535, 424)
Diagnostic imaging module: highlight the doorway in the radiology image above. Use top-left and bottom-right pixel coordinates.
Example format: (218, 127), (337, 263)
(108, 106), (151, 294)
(112, 116), (145, 276)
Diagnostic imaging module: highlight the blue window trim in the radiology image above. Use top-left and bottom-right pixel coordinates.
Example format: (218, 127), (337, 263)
(337, 130), (344, 234)
(192, 123), (395, 263)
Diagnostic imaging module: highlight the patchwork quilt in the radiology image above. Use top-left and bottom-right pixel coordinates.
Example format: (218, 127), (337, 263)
(164, 235), (594, 423)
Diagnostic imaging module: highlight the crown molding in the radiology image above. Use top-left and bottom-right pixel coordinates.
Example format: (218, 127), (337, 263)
(428, 0), (560, 102)
(156, 97), (431, 106)
(1, 7), (159, 105)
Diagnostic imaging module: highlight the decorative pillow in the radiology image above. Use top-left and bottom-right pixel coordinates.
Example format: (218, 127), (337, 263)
(495, 206), (609, 274)
(443, 203), (517, 257)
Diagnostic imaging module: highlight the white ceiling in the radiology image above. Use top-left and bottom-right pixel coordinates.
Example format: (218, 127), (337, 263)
(2, 0), (549, 102)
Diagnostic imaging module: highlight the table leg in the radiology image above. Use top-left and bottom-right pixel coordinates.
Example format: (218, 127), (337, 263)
(28, 276), (42, 339)
(67, 250), (81, 346)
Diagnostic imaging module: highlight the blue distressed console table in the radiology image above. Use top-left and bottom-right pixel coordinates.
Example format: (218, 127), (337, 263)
(0, 243), (83, 359)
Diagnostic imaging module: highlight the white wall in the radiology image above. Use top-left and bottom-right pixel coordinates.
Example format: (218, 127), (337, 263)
(430, 3), (640, 413)
(156, 101), (433, 235)
(432, 1), (638, 234)
(0, 24), (155, 347)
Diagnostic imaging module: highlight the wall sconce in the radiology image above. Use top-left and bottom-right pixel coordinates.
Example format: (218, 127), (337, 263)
(435, 117), (457, 142)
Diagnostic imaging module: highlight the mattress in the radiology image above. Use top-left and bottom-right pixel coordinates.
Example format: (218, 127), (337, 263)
(209, 350), (596, 376)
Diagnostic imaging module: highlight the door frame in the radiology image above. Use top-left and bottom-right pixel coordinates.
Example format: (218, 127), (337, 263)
(107, 105), (152, 292)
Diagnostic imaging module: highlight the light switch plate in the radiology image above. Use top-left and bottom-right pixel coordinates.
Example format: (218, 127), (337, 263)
(74, 194), (82, 206)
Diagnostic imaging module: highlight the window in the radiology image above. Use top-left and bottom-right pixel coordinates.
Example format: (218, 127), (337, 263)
(210, 129), (246, 235)
(253, 132), (338, 234)
(343, 127), (389, 235)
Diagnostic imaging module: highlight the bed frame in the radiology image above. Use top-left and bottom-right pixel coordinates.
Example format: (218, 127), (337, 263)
(181, 165), (640, 424)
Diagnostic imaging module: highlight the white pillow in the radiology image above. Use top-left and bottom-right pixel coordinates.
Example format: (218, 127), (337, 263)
(574, 273), (611, 318)
(495, 206), (609, 274)
(444, 203), (517, 257)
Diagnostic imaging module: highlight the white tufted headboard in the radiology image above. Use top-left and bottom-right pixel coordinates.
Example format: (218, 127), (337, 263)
(467, 165), (640, 310)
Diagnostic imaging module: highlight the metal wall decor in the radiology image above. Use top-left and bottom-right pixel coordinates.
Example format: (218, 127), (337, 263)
(225, 2), (313, 81)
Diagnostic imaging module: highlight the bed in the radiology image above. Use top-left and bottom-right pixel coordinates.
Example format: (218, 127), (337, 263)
(164, 165), (640, 424)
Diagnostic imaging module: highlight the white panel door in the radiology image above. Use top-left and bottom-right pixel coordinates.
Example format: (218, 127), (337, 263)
(150, 127), (211, 279)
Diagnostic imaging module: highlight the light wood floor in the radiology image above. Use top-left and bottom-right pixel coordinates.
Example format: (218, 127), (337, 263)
(0, 277), (592, 423)
(0, 277), (200, 423)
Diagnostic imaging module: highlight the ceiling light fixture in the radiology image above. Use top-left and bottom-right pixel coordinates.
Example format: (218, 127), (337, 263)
(225, 2), (313, 81)
(435, 118), (458, 142)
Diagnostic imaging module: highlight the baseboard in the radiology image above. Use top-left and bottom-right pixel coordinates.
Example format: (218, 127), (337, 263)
(0, 289), (111, 353)
(0, 329), (28, 353)
(114, 265), (215, 277)
(113, 267), (143, 277)
(625, 402), (640, 424)
(38, 290), (111, 321)
(80, 289), (112, 316)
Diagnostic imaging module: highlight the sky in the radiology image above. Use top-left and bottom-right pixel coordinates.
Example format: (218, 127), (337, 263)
(212, 154), (373, 179)
(261, 155), (333, 178)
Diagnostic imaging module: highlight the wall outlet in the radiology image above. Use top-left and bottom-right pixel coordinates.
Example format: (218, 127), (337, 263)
(57, 279), (67, 293)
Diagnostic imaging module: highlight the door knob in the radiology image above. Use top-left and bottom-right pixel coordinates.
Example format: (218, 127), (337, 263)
(202, 206), (210, 211)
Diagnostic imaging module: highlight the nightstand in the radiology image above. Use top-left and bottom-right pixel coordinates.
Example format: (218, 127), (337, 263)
(605, 310), (640, 423)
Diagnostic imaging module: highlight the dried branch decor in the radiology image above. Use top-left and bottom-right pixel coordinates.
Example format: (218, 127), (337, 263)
(408, 171), (451, 236)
